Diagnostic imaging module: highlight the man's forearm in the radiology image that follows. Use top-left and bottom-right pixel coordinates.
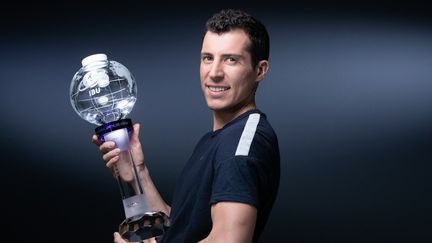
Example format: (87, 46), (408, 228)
(136, 164), (171, 215)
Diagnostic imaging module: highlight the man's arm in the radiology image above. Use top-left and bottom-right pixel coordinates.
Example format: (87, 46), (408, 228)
(199, 202), (257, 243)
(92, 123), (171, 215)
(135, 162), (171, 215)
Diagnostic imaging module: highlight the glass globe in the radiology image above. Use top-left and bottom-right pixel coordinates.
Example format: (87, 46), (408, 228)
(70, 54), (137, 126)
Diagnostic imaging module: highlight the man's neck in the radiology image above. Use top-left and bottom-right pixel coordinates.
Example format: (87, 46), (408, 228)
(212, 103), (256, 131)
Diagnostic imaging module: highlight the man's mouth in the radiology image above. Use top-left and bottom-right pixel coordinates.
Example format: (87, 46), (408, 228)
(208, 86), (230, 92)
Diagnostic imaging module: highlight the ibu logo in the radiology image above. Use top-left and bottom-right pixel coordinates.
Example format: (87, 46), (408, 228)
(89, 87), (101, 96)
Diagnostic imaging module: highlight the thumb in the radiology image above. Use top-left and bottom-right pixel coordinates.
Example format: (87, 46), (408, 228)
(132, 123), (141, 142)
(113, 232), (124, 242)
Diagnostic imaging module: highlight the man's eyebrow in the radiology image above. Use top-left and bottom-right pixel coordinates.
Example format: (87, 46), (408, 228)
(200, 53), (245, 60)
(200, 52), (213, 56)
(221, 54), (244, 59)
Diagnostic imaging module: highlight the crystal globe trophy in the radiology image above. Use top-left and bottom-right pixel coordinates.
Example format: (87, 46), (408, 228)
(70, 53), (169, 242)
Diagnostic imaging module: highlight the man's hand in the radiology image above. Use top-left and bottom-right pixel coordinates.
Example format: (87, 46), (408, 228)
(92, 123), (145, 175)
(113, 232), (156, 243)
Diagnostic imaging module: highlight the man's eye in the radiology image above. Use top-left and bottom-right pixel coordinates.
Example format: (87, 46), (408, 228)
(226, 57), (237, 64)
(202, 56), (213, 62)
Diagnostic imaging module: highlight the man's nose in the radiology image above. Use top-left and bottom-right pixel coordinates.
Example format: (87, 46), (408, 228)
(209, 61), (224, 81)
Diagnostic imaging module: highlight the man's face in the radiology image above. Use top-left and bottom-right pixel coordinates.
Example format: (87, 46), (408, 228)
(200, 29), (260, 114)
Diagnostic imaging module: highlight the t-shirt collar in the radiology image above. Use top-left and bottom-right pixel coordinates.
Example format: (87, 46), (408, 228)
(210, 109), (263, 137)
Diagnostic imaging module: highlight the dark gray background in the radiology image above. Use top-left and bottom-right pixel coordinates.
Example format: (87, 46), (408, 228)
(2, 1), (431, 242)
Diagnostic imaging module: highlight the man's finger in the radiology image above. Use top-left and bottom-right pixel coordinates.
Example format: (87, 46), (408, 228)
(113, 232), (127, 243)
(100, 141), (116, 154)
(92, 135), (101, 146)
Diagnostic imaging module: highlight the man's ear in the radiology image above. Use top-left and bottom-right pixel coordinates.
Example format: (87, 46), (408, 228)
(255, 60), (269, 82)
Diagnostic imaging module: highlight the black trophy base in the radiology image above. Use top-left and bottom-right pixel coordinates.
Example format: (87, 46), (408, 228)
(119, 211), (170, 242)
(95, 118), (133, 138)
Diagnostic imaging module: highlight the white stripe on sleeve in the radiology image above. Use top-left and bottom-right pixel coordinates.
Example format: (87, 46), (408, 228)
(235, 113), (261, 156)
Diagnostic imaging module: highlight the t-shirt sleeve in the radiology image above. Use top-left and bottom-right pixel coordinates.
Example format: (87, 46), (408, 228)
(210, 156), (267, 209)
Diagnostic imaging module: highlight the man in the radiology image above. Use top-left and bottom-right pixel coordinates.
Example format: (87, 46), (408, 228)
(94, 9), (280, 243)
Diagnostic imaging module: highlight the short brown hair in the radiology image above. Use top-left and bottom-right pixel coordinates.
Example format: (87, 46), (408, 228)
(203, 9), (270, 68)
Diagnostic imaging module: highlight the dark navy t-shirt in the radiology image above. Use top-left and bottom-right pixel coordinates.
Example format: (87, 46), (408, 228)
(160, 109), (280, 243)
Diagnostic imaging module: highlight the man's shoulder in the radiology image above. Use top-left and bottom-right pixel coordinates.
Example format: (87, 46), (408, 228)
(216, 110), (278, 160)
(221, 110), (276, 140)
(218, 110), (263, 143)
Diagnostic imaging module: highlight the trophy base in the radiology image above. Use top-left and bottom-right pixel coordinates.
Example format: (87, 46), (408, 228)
(119, 211), (170, 242)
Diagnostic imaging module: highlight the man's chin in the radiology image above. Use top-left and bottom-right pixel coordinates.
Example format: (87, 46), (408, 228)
(206, 101), (226, 111)
(208, 106), (224, 112)
(207, 105), (236, 114)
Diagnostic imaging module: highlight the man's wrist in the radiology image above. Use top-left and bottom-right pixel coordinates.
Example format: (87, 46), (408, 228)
(135, 162), (148, 174)
(135, 162), (145, 169)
